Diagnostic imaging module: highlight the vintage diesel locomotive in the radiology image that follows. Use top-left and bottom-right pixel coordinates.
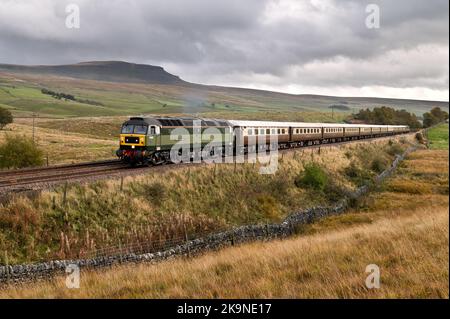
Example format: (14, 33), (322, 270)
(116, 116), (409, 165)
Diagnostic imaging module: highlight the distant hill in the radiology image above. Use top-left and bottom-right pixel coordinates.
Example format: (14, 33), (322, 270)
(0, 61), (185, 85)
(0, 60), (448, 118)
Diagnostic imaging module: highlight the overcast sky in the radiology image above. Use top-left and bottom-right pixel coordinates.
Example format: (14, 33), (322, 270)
(0, 0), (448, 101)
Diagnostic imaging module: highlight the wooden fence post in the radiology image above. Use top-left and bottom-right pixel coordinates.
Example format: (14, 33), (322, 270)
(183, 222), (190, 258)
(62, 182), (68, 205)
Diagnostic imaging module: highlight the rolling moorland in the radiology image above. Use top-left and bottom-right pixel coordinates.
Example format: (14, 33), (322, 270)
(0, 124), (447, 298)
(0, 61), (448, 119)
(0, 61), (448, 297)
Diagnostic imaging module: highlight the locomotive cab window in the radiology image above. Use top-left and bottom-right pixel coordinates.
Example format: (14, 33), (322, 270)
(121, 124), (134, 134)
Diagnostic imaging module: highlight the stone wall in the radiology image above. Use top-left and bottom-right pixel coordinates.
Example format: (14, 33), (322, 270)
(0, 145), (418, 284)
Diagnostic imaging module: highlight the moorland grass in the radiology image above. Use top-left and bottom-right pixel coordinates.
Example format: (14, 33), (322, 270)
(1, 146), (447, 298)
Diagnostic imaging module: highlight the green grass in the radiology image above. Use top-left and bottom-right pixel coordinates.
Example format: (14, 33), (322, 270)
(428, 123), (449, 150)
(1, 73), (447, 118)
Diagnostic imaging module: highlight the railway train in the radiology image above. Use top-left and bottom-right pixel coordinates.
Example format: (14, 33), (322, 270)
(116, 116), (410, 165)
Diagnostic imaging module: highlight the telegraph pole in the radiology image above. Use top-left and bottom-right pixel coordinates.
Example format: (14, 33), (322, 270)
(32, 112), (37, 143)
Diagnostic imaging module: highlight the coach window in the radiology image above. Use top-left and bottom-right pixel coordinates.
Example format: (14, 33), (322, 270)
(272, 129), (276, 134)
(266, 129), (270, 135)
(248, 129), (253, 135)
(260, 129), (264, 135)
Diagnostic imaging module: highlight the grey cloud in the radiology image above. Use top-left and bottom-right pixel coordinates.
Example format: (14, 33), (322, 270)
(0, 0), (448, 99)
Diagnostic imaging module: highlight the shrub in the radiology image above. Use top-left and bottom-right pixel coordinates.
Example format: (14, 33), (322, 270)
(295, 163), (328, 191)
(140, 182), (167, 205)
(371, 157), (388, 173)
(0, 135), (44, 169)
(386, 143), (403, 156)
(415, 132), (425, 144)
(256, 194), (281, 220)
(0, 107), (13, 130)
(323, 179), (348, 202)
(344, 163), (373, 186)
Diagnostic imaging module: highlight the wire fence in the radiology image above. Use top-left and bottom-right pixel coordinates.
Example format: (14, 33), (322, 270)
(85, 226), (230, 259)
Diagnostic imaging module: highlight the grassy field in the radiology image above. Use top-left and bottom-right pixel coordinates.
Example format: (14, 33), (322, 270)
(0, 120), (117, 164)
(427, 123), (449, 150)
(0, 136), (414, 264)
(1, 71), (447, 118)
(1, 144), (447, 298)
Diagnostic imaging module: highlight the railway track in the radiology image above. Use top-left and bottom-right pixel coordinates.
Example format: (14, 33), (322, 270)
(0, 160), (129, 193)
(0, 133), (413, 194)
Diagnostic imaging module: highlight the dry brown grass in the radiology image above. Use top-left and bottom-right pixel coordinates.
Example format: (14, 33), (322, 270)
(1, 206), (447, 299)
(0, 144), (447, 298)
(0, 122), (116, 164)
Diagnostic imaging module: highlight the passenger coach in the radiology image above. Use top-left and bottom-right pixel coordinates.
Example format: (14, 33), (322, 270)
(116, 117), (409, 165)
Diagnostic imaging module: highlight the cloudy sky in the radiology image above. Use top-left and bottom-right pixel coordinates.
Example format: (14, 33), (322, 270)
(0, 0), (448, 101)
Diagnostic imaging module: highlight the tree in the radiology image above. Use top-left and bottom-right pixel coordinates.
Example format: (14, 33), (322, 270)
(0, 135), (44, 169)
(0, 107), (13, 130)
(353, 106), (421, 128)
(423, 107), (449, 128)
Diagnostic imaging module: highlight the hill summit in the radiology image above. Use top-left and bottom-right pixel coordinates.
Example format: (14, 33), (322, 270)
(0, 61), (185, 85)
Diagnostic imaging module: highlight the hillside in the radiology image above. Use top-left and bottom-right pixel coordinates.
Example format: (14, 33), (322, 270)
(0, 61), (448, 118)
(1, 144), (448, 298)
(0, 61), (184, 85)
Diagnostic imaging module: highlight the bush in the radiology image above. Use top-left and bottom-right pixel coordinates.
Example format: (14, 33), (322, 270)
(323, 179), (348, 202)
(386, 143), (403, 156)
(344, 162), (373, 186)
(0, 107), (13, 130)
(423, 107), (449, 128)
(0, 135), (44, 169)
(371, 157), (388, 173)
(295, 163), (328, 191)
(415, 132), (425, 144)
(140, 182), (167, 205)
